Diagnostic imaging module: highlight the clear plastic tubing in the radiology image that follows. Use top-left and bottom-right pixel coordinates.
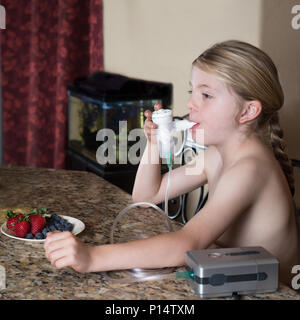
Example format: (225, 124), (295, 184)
(103, 112), (197, 283)
(103, 166), (177, 283)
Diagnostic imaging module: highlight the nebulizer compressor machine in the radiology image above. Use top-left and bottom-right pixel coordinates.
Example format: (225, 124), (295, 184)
(104, 109), (279, 298)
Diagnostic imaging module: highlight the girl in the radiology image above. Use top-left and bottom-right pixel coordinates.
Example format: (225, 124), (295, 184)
(44, 40), (300, 287)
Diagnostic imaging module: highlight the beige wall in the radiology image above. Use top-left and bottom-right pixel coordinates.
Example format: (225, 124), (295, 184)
(103, 0), (300, 206)
(103, 0), (262, 115)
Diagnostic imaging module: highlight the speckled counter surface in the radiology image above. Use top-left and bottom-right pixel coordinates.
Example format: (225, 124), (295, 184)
(0, 166), (299, 300)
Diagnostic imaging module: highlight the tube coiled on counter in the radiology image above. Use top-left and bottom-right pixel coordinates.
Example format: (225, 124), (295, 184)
(103, 131), (199, 283)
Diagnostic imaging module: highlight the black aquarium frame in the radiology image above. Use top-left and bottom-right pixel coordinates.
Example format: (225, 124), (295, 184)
(67, 71), (173, 194)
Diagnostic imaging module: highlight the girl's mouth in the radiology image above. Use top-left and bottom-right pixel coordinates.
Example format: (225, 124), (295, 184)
(190, 123), (201, 130)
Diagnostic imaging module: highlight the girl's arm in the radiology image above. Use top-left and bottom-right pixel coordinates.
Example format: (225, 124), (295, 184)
(132, 142), (208, 205)
(44, 229), (191, 273)
(132, 106), (207, 205)
(44, 158), (262, 273)
(131, 139), (162, 203)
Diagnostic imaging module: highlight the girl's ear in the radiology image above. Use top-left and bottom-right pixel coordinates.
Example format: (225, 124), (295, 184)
(239, 101), (262, 124)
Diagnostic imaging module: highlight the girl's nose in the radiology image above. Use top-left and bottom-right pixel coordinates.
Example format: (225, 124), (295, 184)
(187, 97), (196, 112)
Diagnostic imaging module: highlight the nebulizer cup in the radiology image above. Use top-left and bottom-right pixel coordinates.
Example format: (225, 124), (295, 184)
(151, 109), (174, 162)
(152, 109), (196, 166)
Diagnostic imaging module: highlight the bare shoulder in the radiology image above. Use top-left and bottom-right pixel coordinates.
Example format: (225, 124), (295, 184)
(181, 154), (269, 248)
(204, 154), (268, 214)
(204, 145), (266, 187)
(218, 156), (266, 200)
(229, 155), (265, 177)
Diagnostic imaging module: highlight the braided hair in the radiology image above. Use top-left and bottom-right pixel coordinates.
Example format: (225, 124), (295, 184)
(269, 113), (295, 196)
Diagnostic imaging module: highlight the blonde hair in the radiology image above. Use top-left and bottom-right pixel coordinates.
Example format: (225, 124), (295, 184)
(193, 40), (295, 196)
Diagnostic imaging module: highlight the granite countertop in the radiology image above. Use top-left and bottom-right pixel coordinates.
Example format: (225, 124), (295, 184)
(0, 166), (299, 300)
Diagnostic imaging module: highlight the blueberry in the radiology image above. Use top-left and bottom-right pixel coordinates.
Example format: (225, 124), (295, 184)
(42, 227), (48, 237)
(54, 222), (61, 229)
(25, 233), (34, 239)
(35, 233), (44, 239)
(65, 223), (73, 232)
(61, 219), (67, 226)
(50, 215), (58, 223)
(49, 225), (56, 232)
(45, 217), (51, 224)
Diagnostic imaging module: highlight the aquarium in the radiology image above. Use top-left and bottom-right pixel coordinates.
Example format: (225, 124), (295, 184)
(67, 71), (172, 168)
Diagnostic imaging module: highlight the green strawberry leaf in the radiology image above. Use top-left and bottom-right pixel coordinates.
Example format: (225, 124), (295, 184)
(40, 208), (48, 215)
(6, 210), (15, 219)
(19, 215), (30, 222)
(24, 208), (48, 217)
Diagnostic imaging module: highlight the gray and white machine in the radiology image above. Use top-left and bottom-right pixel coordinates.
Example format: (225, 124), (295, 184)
(185, 246), (279, 298)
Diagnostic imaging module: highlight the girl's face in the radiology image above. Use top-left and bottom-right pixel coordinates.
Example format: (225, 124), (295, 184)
(188, 66), (241, 146)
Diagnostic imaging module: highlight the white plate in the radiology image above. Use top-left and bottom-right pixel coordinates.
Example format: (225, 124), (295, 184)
(0, 215), (85, 243)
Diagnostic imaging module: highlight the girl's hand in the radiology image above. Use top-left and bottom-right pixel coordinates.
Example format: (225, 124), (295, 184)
(144, 103), (162, 144)
(44, 231), (92, 273)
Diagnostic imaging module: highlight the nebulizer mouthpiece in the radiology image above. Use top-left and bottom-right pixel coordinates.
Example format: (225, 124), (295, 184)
(152, 109), (196, 166)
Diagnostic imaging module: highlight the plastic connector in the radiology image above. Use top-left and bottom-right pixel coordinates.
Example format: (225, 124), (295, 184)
(167, 152), (172, 169)
(176, 269), (195, 280)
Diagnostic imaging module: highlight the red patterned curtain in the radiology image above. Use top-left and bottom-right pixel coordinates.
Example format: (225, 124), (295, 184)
(0, 0), (103, 168)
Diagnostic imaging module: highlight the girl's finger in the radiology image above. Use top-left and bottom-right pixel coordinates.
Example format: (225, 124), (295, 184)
(53, 257), (69, 270)
(144, 109), (152, 119)
(45, 236), (72, 258)
(48, 247), (68, 266)
(144, 119), (157, 129)
(53, 254), (74, 270)
(154, 103), (162, 110)
(45, 231), (73, 244)
(44, 232), (75, 259)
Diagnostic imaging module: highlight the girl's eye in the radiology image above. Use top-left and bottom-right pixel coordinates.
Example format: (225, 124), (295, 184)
(188, 90), (213, 99)
(203, 93), (213, 99)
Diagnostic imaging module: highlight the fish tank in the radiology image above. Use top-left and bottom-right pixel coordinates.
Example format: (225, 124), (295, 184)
(67, 71), (172, 170)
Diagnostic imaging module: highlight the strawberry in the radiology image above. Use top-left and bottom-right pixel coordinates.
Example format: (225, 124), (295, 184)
(6, 211), (24, 231)
(29, 214), (46, 235)
(15, 213), (25, 221)
(7, 217), (19, 231)
(14, 218), (30, 238)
